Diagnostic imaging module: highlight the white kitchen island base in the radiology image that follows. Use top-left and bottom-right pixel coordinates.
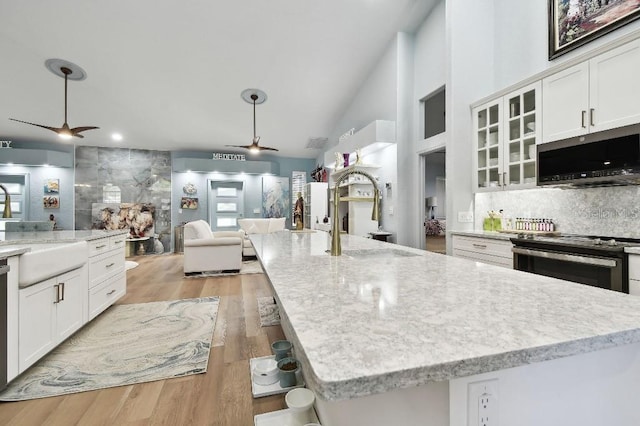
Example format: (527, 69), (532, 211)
(250, 231), (640, 426)
(311, 341), (640, 426)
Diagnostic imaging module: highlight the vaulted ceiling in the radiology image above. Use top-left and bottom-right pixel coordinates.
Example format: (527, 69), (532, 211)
(0, 0), (436, 159)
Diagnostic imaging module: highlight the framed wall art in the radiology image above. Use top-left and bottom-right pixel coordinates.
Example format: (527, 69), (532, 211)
(44, 178), (59, 194)
(181, 197), (199, 210)
(43, 196), (60, 209)
(549, 0), (640, 59)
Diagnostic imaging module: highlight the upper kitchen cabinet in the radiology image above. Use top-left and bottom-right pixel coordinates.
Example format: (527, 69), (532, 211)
(543, 39), (640, 143)
(473, 82), (540, 192)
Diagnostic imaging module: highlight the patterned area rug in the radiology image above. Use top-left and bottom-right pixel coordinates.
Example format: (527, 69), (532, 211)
(0, 297), (219, 401)
(257, 296), (281, 327)
(184, 260), (264, 278)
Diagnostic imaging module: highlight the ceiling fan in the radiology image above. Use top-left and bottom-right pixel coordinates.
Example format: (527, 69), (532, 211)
(9, 59), (99, 140)
(226, 88), (278, 153)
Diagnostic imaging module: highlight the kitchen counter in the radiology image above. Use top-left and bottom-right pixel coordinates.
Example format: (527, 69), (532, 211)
(0, 229), (128, 245)
(449, 229), (513, 240)
(250, 231), (640, 404)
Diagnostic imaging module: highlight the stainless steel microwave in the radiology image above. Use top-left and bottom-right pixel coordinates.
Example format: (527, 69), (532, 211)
(537, 123), (640, 187)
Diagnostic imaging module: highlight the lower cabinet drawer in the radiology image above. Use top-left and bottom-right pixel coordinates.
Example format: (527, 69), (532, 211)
(89, 271), (126, 320)
(452, 249), (513, 268)
(89, 250), (124, 287)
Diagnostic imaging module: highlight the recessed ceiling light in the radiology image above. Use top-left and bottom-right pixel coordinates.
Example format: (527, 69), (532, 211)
(112, 133), (123, 142)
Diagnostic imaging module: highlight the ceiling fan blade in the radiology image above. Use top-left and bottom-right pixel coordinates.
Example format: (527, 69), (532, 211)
(70, 126), (100, 135)
(9, 118), (63, 133)
(258, 146), (279, 151)
(225, 144), (253, 149)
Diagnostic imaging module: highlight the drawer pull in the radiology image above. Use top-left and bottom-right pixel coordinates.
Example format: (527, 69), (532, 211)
(106, 263), (116, 268)
(113, 240), (123, 245)
(106, 289), (116, 296)
(96, 244), (107, 249)
(472, 243), (487, 249)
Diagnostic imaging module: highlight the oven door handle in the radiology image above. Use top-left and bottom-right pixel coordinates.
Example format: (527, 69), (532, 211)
(512, 247), (618, 268)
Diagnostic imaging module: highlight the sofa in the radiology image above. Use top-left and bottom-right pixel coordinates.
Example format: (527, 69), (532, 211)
(237, 218), (286, 257)
(183, 220), (244, 273)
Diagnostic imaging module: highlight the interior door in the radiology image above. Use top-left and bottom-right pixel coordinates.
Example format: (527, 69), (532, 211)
(208, 181), (244, 231)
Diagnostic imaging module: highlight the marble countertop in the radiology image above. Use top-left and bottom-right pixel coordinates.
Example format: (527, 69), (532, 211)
(0, 229), (128, 246)
(0, 246), (29, 259)
(449, 229), (514, 240)
(250, 231), (640, 401)
(626, 247), (640, 254)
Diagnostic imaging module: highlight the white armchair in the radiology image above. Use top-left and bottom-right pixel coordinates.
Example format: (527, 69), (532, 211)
(183, 220), (243, 273)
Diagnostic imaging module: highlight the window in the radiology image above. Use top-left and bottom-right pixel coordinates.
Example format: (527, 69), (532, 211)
(423, 86), (446, 139)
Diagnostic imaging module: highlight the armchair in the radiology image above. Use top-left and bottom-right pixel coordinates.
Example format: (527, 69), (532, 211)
(183, 220), (243, 273)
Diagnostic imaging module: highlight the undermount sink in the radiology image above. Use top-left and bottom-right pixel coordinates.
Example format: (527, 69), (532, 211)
(19, 241), (88, 287)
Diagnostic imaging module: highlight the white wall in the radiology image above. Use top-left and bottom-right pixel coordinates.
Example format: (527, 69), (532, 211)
(493, 0), (640, 88)
(325, 37), (400, 238)
(445, 0), (497, 248)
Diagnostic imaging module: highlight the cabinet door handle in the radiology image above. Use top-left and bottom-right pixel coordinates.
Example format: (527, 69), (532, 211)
(113, 240), (123, 245)
(106, 289), (116, 296)
(503, 172), (508, 187)
(590, 108), (595, 126)
(59, 282), (65, 302)
(581, 110), (587, 128)
(53, 284), (60, 303)
(106, 263), (115, 268)
(96, 244), (107, 249)
(472, 243), (487, 249)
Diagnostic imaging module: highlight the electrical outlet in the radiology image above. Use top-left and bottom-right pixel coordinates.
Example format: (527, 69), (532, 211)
(468, 379), (498, 426)
(478, 391), (495, 426)
(458, 211), (474, 223)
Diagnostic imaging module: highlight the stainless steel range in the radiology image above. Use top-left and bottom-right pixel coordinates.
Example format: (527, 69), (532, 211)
(511, 234), (640, 293)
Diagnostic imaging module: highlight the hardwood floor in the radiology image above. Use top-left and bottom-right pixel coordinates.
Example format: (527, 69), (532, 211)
(0, 254), (287, 426)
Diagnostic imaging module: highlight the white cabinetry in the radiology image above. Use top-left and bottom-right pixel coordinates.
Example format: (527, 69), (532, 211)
(19, 266), (87, 372)
(542, 39), (640, 143)
(628, 254), (640, 296)
(473, 82), (540, 191)
(330, 165), (380, 237)
(451, 235), (513, 268)
(303, 182), (328, 229)
(88, 234), (126, 320)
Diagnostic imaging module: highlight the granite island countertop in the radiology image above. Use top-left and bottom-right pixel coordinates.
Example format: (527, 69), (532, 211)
(0, 229), (128, 260)
(250, 231), (640, 401)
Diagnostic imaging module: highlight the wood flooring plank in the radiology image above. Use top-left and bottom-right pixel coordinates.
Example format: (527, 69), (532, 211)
(110, 380), (165, 424)
(0, 252), (290, 426)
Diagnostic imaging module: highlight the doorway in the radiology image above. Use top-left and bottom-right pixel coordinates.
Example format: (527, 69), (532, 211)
(208, 180), (244, 231)
(423, 150), (446, 254)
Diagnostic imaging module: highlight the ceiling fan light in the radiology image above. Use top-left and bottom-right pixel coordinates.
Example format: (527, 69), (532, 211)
(58, 131), (72, 140)
(249, 146), (260, 154)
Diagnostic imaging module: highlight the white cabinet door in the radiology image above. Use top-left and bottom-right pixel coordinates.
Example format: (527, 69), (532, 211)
(542, 62), (589, 143)
(589, 39), (640, 133)
(19, 278), (56, 372)
(473, 100), (503, 191)
(55, 267), (86, 342)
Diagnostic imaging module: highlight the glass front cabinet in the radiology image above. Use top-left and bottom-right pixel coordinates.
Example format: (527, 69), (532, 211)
(473, 81), (541, 192)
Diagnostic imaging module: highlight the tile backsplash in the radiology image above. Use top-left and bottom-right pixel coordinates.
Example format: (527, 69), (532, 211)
(475, 186), (640, 238)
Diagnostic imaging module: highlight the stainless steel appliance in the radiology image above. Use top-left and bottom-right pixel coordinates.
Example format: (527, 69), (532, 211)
(537, 123), (640, 187)
(511, 235), (640, 293)
(0, 259), (9, 391)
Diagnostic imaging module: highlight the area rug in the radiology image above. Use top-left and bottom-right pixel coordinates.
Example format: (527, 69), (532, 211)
(184, 260), (264, 278)
(257, 296), (281, 327)
(0, 297), (219, 401)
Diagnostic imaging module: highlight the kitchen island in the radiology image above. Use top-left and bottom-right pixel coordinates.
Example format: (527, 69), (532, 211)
(250, 231), (640, 426)
(1, 229), (128, 385)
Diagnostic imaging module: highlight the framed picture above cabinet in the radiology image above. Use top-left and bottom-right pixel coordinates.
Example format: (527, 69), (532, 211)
(549, 0), (640, 59)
